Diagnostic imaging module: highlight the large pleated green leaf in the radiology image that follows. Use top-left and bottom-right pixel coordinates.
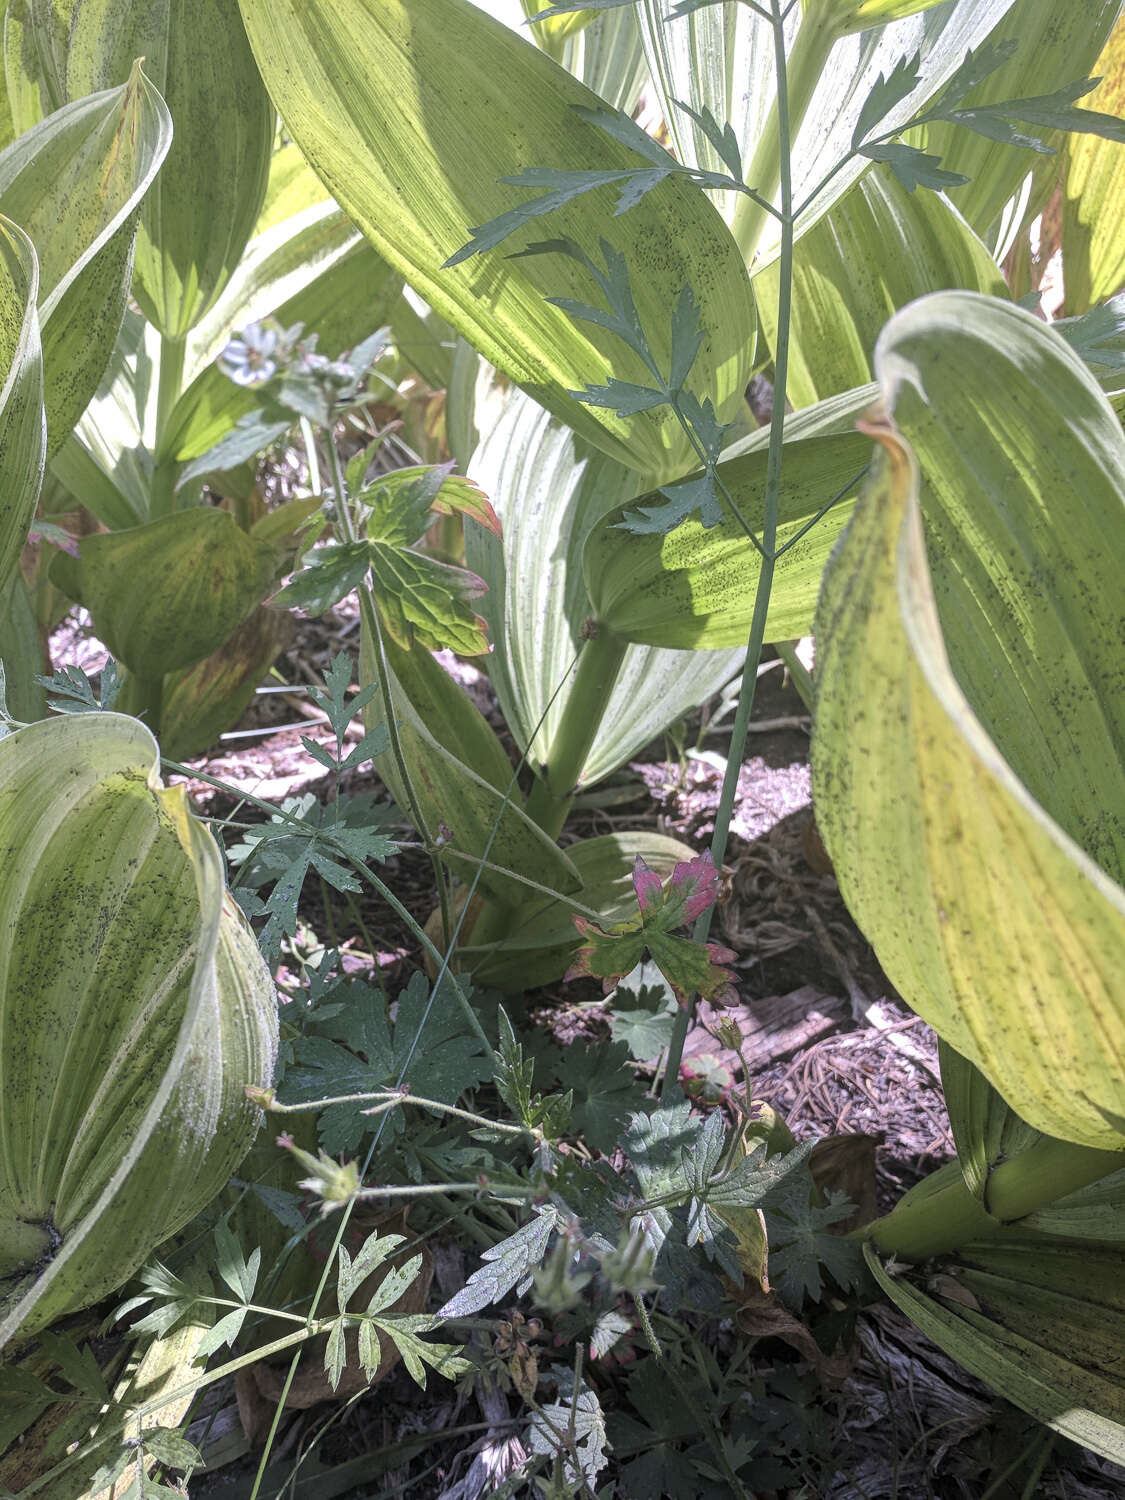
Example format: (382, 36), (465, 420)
(236, 0), (755, 481)
(2, 0), (73, 133)
(1061, 17), (1125, 315)
(866, 1233), (1125, 1462)
(635, 0), (1015, 266)
(0, 573), (43, 724)
(812, 292), (1125, 1149)
(50, 306), (158, 528)
(0, 62), (171, 455)
(50, 507), (282, 680)
(0, 215), (42, 596)
(359, 628), (583, 907)
(915, 0), (1120, 254)
(583, 388), (874, 648)
(0, 712), (276, 1347)
(465, 383), (743, 785)
(754, 165), (1005, 408)
(61, 0), (275, 338)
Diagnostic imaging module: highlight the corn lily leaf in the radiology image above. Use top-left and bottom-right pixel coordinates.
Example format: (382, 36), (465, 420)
(634, 0), (1015, 266)
(255, 141), (335, 234)
(754, 164), (1005, 408)
(236, 0), (755, 480)
(462, 830), (696, 991)
(49, 307), (159, 528)
(1061, 16), (1125, 315)
(0, 573), (44, 724)
(159, 604), (293, 760)
(865, 1233), (1125, 1462)
(464, 382), (744, 785)
(508, 0), (647, 112)
(584, 390), (874, 648)
(812, 292), (1125, 1150)
(359, 629), (583, 907)
(940, 1043), (1040, 1201)
(0, 1282), (215, 1498)
(2, 0), (73, 134)
(0, 61), (171, 457)
(49, 508), (283, 680)
(558, 2), (647, 114)
(0, 713), (276, 1347)
(914, 0), (1120, 255)
(0, 215), (43, 596)
(1020, 1168), (1125, 1242)
(62, 0), (275, 338)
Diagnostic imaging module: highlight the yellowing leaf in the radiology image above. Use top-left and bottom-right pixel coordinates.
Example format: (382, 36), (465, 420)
(1062, 14), (1125, 313)
(812, 292), (1125, 1149)
(49, 507), (282, 680)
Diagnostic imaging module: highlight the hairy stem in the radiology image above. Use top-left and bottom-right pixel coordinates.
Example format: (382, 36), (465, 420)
(324, 428), (455, 952)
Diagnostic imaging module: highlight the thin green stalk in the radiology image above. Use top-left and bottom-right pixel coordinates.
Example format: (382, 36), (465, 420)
(267, 1087), (543, 1143)
(662, 0), (797, 1095)
(524, 624), (629, 839)
(323, 428), (455, 952)
(730, 11), (836, 264)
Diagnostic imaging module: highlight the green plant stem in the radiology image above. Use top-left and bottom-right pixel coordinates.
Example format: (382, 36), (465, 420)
(150, 333), (187, 516)
(524, 624), (629, 839)
(864, 1137), (1125, 1261)
(730, 12), (837, 264)
(322, 427), (455, 953)
(662, 0), (796, 1096)
(267, 1087), (544, 1143)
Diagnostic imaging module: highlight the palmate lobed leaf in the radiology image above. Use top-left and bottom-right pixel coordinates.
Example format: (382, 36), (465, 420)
(812, 291), (1125, 1150)
(236, 0), (755, 481)
(566, 850), (737, 1006)
(278, 465), (498, 656)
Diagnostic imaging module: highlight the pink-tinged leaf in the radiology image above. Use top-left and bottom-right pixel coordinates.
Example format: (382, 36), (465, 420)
(632, 855), (663, 914)
(566, 846), (735, 1002)
(667, 849), (720, 923)
(431, 476), (502, 537)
